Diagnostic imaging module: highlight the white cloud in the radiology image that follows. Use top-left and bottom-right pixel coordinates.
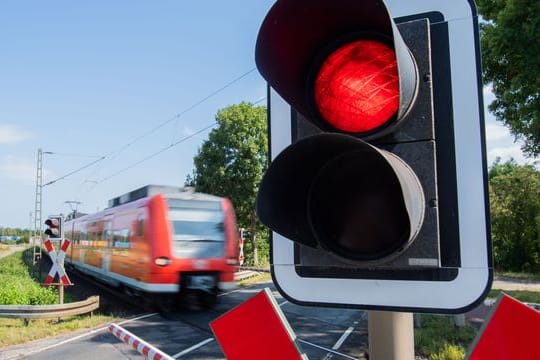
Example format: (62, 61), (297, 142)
(485, 122), (512, 142)
(487, 144), (529, 165)
(0, 124), (33, 144)
(0, 155), (51, 182)
(180, 125), (210, 140)
(181, 126), (196, 137)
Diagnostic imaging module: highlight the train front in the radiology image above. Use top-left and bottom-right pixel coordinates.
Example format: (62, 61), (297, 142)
(148, 192), (240, 305)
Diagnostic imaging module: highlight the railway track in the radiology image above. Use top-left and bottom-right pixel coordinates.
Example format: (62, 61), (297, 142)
(39, 249), (271, 318)
(37, 255), (147, 316)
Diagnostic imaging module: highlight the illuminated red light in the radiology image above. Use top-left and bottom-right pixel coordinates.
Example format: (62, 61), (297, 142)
(314, 40), (399, 133)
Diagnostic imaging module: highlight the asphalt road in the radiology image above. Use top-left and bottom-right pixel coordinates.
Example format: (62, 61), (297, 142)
(1, 281), (368, 360)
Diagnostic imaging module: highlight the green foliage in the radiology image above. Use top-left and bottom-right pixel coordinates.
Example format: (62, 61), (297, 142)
(0, 227), (30, 244)
(489, 159), (540, 272)
(0, 250), (57, 305)
(430, 344), (466, 360)
(488, 290), (540, 304)
(415, 315), (476, 360)
(190, 102), (268, 264)
(496, 271), (540, 281)
(242, 228), (270, 267)
(477, 0), (540, 157)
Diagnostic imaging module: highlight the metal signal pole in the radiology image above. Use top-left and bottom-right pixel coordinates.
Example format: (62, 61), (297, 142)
(33, 148), (43, 264)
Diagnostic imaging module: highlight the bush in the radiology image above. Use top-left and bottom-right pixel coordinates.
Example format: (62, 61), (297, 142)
(0, 251), (57, 305)
(242, 229), (270, 267)
(415, 315), (476, 360)
(431, 343), (466, 360)
(489, 159), (540, 272)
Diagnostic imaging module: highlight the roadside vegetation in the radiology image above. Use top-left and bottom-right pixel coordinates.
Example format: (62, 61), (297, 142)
(496, 271), (540, 282)
(0, 248), (114, 349)
(489, 159), (540, 274)
(238, 272), (271, 287)
(415, 315), (476, 360)
(488, 289), (540, 304)
(0, 249), (57, 305)
(0, 226), (31, 244)
(0, 315), (113, 348)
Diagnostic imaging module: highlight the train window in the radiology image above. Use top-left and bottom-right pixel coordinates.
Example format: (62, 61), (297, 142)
(168, 198), (220, 211)
(171, 220), (225, 241)
(169, 208), (225, 241)
(80, 223), (87, 242)
(113, 229), (130, 248)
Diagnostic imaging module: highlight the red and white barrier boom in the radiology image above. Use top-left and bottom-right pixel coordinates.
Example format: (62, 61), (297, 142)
(43, 239), (72, 286)
(108, 323), (174, 360)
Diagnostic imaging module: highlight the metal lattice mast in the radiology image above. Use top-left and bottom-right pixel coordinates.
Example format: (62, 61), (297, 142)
(33, 148), (43, 263)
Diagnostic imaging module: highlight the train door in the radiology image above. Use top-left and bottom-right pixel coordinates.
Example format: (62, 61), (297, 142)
(133, 212), (146, 281)
(102, 217), (113, 275)
(80, 222), (87, 265)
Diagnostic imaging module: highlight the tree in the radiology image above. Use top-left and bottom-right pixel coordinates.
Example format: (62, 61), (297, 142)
(489, 159), (540, 272)
(189, 102), (268, 265)
(477, 0), (540, 157)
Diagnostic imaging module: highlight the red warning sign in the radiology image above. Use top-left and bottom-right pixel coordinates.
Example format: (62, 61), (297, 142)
(467, 294), (540, 359)
(43, 239), (72, 286)
(210, 288), (307, 360)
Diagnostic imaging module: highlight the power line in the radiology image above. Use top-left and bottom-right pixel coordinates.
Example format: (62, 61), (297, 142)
(94, 95), (266, 184)
(98, 122), (217, 183)
(106, 68), (256, 160)
(82, 67), (257, 184)
(43, 156), (106, 186)
(43, 152), (103, 158)
(253, 96), (267, 105)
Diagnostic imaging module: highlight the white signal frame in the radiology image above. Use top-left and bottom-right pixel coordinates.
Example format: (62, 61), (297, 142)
(268, 0), (491, 312)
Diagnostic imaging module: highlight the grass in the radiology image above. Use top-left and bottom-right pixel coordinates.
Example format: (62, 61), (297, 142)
(415, 315), (477, 360)
(0, 243), (9, 252)
(0, 250), (58, 305)
(0, 315), (114, 348)
(238, 272), (272, 286)
(488, 289), (540, 303)
(495, 271), (540, 282)
(0, 247), (115, 349)
(412, 286), (540, 359)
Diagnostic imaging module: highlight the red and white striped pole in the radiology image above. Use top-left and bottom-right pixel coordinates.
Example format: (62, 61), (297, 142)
(108, 323), (174, 360)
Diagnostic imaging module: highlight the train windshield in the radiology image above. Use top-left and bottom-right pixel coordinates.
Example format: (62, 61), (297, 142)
(171, 219), (224, 241)
(167, 198), (225, 259)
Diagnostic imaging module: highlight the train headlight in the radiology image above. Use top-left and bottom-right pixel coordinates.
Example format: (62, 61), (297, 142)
(154, 257), (171, 266)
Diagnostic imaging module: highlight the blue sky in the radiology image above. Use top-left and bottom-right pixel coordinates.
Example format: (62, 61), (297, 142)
(0, 1), (537, 229)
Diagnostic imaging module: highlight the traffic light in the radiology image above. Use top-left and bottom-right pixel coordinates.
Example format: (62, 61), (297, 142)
(44, 216), (63, 239)
(255, 0), (492, 312)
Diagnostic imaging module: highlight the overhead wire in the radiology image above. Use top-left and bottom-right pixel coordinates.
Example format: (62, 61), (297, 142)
(96, 94), (268, 183)
(43, 156), (106, 186)
(98, 122), (217, 183)
(81, 67), (257, 185)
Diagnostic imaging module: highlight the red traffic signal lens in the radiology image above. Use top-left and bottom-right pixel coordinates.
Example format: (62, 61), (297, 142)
(45, 218), (59, 228)
(314, 40), (399, 134)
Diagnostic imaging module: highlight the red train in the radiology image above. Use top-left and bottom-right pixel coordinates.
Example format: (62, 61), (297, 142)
(64, 185), (240, 306)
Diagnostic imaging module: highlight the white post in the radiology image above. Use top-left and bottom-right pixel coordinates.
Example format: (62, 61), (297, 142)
(368, 311), (415, 360)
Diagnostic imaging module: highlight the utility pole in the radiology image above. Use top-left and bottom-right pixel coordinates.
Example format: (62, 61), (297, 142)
(33, 148), (43, 264)
(65, 201), (81, 220)
(33, 149), (53, 263)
